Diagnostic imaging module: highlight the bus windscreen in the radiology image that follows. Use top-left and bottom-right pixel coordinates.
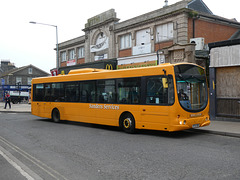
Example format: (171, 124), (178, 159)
(175, 64), (208, 112)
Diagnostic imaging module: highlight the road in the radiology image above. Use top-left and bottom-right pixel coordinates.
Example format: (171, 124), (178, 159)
(0, 113), (240, 180)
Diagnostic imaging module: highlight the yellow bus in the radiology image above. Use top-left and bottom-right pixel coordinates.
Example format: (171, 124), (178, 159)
(31, 63), (210, 133)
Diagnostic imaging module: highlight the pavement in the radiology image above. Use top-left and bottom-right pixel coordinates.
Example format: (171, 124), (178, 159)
(0, 102), (31, 113)
(0, 102), (240, 138)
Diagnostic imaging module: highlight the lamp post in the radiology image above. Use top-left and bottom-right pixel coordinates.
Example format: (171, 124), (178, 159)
(29, 21), (59, 72)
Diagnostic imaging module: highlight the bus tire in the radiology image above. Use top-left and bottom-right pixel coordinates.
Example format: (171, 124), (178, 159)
(121, 113), (135, 134)
(52, 108), (60, 123)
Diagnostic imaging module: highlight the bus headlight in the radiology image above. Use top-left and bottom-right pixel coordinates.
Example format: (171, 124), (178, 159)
(179, 120), (186, 125)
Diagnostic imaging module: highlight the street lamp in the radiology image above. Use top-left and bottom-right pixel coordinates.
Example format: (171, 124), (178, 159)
(29, 21), (59, 72)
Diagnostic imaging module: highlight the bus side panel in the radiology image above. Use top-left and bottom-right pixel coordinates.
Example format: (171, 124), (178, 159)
(31, 102), (51, 119)
(95, 105), (118, 126)
(79, 103), (97, 124)
(31, 102), (40, 117)
(58, 103), (96, 123)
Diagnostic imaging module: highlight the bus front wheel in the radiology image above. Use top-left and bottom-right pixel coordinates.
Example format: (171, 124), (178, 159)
(52, 109), (60, 123)
(121, 113), (135, 134)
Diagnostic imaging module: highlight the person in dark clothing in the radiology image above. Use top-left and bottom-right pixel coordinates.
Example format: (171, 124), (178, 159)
(178, 89), (188, 101)
(4, 92), (11, 109)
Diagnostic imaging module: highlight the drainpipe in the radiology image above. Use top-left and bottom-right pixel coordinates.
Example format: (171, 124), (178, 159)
(192, 15), (200, 38)
(193, 18), (195, 38)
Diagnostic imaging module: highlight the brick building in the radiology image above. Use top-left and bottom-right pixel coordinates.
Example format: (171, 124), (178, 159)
(55, 0), (240, 74)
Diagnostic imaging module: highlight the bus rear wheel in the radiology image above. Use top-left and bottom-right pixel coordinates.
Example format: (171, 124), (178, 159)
(121, 113), (135, 134)
(52, 109), (60, 123)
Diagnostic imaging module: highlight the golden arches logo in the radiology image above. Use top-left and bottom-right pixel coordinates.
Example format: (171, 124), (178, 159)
(106, 64), (113, 70)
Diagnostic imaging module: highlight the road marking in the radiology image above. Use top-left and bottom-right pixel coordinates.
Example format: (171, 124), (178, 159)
(0, 147), (36, 180)
(0, 136), (68, 180)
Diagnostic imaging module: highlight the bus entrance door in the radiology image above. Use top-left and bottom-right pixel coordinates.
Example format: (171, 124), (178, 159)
(141, 106), (170, 130)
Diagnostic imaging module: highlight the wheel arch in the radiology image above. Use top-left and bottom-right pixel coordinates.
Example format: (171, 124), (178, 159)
(119, 111), (133, 128)
(51, 107), (59, 116)
(51, 107), (61, 122)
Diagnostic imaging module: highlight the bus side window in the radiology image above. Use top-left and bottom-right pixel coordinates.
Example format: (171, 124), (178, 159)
(33, 84), (44, 101)
(65, 82), (79, 102)
(146, 78), (163, 104)
(117, 78), (140, 104)
(52, 83), (65, 102)
(81, 90), (88, 102)
(146, 76), (174, 105)
(80, 81), (96, 103)
(96, 80), (116, 103)
(44, 84), (51, 102)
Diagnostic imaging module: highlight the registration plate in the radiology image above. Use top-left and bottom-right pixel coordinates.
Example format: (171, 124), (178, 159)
(192, 124), (200, 128)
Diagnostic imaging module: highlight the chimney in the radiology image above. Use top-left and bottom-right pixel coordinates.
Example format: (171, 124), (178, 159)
(164, 0), (168, 7)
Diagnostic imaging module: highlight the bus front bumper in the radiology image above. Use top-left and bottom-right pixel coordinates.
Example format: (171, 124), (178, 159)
(169, 119), (211, 132)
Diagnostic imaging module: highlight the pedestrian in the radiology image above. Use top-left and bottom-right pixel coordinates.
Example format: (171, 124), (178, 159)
(4, 92), (11, 109)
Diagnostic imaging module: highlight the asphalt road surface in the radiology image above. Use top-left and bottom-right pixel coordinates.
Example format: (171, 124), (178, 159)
(0, 113), (240, 180)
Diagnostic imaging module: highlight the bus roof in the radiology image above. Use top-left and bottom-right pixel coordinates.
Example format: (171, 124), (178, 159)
(32, 63), (199, 84)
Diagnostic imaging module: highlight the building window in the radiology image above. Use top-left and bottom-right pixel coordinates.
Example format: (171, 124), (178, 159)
(156, 23), (173, 42)
(16, 77), (22, 84)
(120, 33), (132, 50)
(61, 52), (66, 62)
(69, 49), (75, 60)
(78, 47), (85, 58)
(27, 77), (32, 85)
(28, 68), (32, 74)
(136, 29), (151, 46)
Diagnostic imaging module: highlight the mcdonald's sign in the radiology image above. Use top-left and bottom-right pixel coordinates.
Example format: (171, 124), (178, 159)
(105, 64), (113, 70)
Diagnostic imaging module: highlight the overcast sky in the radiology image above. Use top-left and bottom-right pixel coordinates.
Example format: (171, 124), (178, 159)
(1, 0), (239, 73)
